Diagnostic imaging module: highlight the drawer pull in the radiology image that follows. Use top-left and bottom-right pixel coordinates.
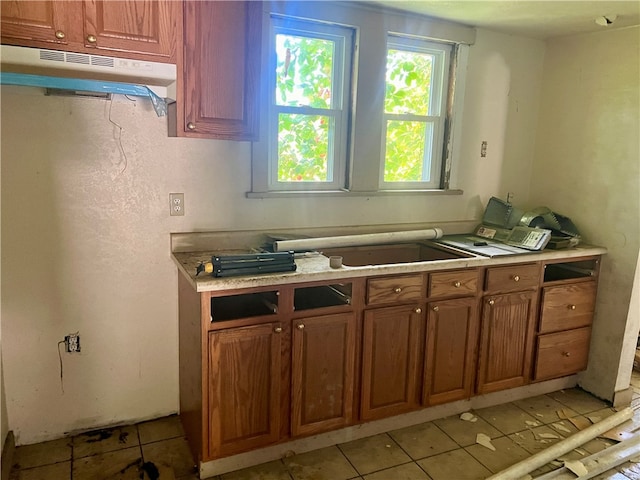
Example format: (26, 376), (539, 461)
(454, 281), (461, 288)
(87, 34), (97, 44)
(513, 275), (520, 282)
(394, 287), (402, 293)
(488, 299), (495, 306)
(415, 307), (423, 314)
(562, 351), (571, 357)
(431, 306), (437, 312)
(55, 30), (66, 39)
(297, 324), (305, 330)
(273, 326), (283, 333)
(187, 122), (196, 131)
(569, 305), (577, 310)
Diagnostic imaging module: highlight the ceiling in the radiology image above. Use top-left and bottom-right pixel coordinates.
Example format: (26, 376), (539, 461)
(367, 1), (640, 39)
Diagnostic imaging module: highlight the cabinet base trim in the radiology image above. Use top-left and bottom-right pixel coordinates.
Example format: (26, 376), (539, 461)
(198, 375), (577, 478)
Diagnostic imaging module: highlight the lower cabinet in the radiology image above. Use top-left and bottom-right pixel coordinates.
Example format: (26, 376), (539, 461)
(534, 326), (591, 380)
(207, 322), (283, 458)
(423, 297), (479, 405)
(360, 304), (424, 420)
(476, 292), (537, 394)
(291, 313), (357, 436)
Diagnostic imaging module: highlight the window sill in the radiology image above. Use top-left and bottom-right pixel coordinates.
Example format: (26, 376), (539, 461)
(245, 189), (464, 199)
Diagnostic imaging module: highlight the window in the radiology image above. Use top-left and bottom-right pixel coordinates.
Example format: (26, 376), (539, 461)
(250, 3), (471, 197)
(268, 18), (353, 191)
(382, 36), (451, 189)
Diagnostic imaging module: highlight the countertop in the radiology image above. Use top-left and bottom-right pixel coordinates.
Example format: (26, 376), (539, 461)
(172, 242), (607, 293)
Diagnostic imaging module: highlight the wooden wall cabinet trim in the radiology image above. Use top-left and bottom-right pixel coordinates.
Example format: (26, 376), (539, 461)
(174, 0), (261, 140)
(1, 0), (179, 63)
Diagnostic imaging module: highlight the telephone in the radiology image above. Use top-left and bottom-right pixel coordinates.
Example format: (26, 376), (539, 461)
(475, 225), (551, 251)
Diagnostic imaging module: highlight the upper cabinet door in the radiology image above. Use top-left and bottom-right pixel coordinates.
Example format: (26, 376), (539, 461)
(82, 0), (178, 62)
(1, 1), (72, 46)
(179, 1), (261, 140)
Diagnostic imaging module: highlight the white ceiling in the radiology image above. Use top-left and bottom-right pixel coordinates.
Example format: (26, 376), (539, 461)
(367, 1), (640, 39)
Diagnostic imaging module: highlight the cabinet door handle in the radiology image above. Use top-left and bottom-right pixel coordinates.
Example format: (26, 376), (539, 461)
(87, 34), (97, 44)
(513, 275), (520, 282)
(569, 305), (577, 310)
(454, 281), (461, 288)
(562, 351), (571, 357)
(394, 287), (402, 293)
(415, 307), (423, 314)
(187, 122), (196, 131)
(296, 324), (305, 330)
(488, 299), (495, 305)
(55, 30), (65, 39)
(273, 326), (283, 333)
(431, 306), (438, 312)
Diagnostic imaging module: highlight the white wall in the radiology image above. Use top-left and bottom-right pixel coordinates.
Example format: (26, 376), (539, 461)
(0, 29), (546, 445)
(529, 27), (640, 400)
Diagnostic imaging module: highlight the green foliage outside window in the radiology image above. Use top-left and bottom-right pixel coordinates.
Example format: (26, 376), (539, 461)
(275, 34), (334, 182)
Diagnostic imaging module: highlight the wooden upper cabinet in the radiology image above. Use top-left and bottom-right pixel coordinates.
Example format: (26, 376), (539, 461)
(1, 1), (71, 46)
(175, 0), (261, 140)
(82, 1), (178, 61)
(1, 1), (178, 63)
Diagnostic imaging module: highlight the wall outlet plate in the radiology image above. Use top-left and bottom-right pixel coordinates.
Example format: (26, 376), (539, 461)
(170, 193), (184, 216)
(65, 333), (81, 353)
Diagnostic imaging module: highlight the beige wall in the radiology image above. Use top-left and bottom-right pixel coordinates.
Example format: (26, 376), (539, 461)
(2, 30), (545, 444)
(529, 27), (640, 399)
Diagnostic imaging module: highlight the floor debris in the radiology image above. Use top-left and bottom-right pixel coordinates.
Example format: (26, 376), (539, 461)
(526, 420), (542, 428)
(551, 422), (572, 434)
(569, 416), (592, 431)
(460, 412), (478, 422)
(476, 433), (496, 451)
(564, 459), (588, 476)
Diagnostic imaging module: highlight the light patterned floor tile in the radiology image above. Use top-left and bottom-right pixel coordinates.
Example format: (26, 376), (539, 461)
(72, 425), (139, 459)
(221, 460), (292, 480)
(389, 421), (458, 460)
(548, 388), (609, 414)
(464, 436), (530, 473)
(137, 415), (184, 445)
(508, 425), (565, 454)
(476, 402), (541, 435)
(284, 446), (358, 480)
(362, 462), (430, 480)
(433, 413), (502, 447)
(17, 461), (70, 480)
(514, 394), (578, 424)
(339, 433), (411, 475)
(141, 437), (196, 478)
(417, 448), (491, 480)
(13, 438), (71, 469)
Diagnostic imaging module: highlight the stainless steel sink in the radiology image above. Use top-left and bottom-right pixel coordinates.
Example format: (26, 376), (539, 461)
(320, 242), (473, 267)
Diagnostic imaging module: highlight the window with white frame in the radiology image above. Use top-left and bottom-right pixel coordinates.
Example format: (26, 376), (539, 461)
(249, 3), (470, 196)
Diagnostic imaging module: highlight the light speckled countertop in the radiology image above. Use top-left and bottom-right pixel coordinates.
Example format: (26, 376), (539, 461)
(172, 242), (607, 293)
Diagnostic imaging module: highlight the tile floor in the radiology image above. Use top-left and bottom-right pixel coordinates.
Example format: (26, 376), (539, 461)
(8, 377), (640, 480)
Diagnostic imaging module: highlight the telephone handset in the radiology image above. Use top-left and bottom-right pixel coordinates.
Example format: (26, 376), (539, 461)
(504, 226), (551, 250)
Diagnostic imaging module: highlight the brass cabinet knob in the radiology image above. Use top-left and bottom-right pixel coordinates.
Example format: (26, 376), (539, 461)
(55, 30), (65, 39)
(513, 275), (520, 282)
(187, 122), (196, 131)
(87, 34), (97, 43)
(297, 324), (305, 330)
(415, 307), (422, 314)
(569, 305), (577, 310)
(488, 299), (495, 305)
(562, 351), (571, 357)
(273, 326), (283, 333)
(454, 281), (461, 288)
(394, 287), (402, 293)
(431, 306), (438, 312)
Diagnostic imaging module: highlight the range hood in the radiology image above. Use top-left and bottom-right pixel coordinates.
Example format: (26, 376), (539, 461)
(0, 45), (177, 116)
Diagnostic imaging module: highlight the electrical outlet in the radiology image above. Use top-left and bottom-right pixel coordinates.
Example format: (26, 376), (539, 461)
(170, 193), (185, 216)
(65, 333), (81, 353)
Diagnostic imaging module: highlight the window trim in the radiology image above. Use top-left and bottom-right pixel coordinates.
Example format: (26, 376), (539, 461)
(249, 2), (473, 198)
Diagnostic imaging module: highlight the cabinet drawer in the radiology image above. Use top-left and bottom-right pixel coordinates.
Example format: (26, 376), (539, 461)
(429, 270), (478, 298)
(534, 327), (591, 381)
(485, 263), (540, 293)
(539, 283), (597, 333)
(367, 274), (424, 305)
